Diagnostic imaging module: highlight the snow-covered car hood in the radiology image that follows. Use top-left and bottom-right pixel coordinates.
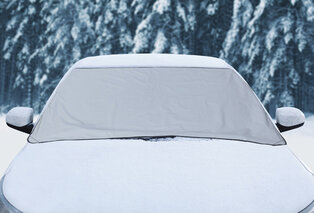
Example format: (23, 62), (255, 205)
(2, 138), (314, 213)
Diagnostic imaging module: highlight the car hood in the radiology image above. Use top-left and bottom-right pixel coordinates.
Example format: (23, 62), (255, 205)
(2, 138), (314, 213)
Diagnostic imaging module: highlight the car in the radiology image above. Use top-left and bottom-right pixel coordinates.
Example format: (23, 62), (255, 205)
(1, 54), (314, 213)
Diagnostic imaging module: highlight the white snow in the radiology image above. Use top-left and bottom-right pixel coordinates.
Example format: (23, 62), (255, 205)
(28, 5), (36, 15)
(170, 44), (180, 54)
(291, 0), (298, 6)
(187, 3), (196, 31)
(39, 74), (47, 86)
(296, 24), (307, 52)
(132, 17), (152, 53)
(221, 0), (253, 58)
(132, 0), (145, 15)
(152, 0), (170, 14)
(205, 2), (219, 15)
(303, 0), (314, 22)
(118, 0), (128, 15)
(152, 30), (167, 53)
(265, 26), (277, 51)
(176, 3), (186, 23)
(2, 137), (314, 212)
(70, 25), (79, 40)
(276, 107), (305, 127)
(6, 107), (33, 127)
(247, 0), (266, 36)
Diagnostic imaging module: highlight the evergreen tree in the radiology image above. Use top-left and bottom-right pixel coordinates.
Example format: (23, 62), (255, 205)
(132, 0), (233, 55)
(0, 1), (7, 110)
(37, 0), (95, 109)
(92, 0), (134, 55)
(2, 0), (45, 111)
(221, 0), (314, 114)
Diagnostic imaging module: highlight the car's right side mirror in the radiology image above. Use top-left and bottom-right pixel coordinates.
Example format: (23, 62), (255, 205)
(275, 107), (305, 132)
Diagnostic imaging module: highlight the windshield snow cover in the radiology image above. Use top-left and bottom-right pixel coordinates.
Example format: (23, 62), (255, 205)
(28, 54), (285, 145)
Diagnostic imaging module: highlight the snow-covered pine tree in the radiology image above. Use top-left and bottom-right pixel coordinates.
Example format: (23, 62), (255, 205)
(92, 0), (134, 55)
(37, 0), (95, 110)
(132, 0), (233, 56)
(2, 0), (45, 111)
(0, 1), (7, 110)
(183, 0), (232, 56)
(221, 0), (314, 115)
(292, 0), (314, 112)
(132, 0), (172, 53)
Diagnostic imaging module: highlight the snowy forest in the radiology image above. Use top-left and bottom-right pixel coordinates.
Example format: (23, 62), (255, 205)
(0, 0), (313, 116)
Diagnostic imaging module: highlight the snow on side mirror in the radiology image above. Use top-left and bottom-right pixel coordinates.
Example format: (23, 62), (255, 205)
(275, 107), (305, 132)
(6, 107), (34, 134)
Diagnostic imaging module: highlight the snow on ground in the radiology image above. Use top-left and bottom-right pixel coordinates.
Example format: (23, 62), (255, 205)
(0, 115), (313, 177)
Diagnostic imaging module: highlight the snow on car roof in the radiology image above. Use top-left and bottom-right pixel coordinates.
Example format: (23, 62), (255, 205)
(73, 54), (232, 69)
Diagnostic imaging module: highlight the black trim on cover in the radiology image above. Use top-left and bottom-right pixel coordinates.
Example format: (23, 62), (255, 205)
(299, 200), (314, 213)
(28, 134), (285, 146)
(6, 123), (34, 134)
(276, 122), (304, 133)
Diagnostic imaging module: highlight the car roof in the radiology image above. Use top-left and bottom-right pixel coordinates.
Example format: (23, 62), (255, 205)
(73, 54), (232, 69)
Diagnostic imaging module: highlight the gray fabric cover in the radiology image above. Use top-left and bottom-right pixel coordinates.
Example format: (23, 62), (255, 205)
(29, 63), (284, 145)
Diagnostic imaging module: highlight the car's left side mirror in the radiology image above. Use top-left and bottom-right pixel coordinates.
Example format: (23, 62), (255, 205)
(276, 107), (305, 132)
(6, 107), (34, 134)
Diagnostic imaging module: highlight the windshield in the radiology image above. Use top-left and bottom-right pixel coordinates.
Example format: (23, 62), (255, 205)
(29, 67), (284, 145)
